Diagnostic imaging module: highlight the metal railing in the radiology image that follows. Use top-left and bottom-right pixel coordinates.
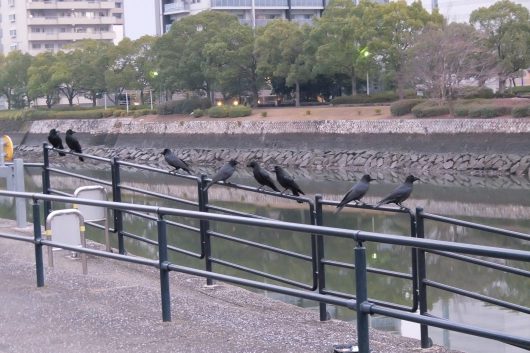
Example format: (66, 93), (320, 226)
(0, 190), (529, 353)
(32, 145), (530, 351)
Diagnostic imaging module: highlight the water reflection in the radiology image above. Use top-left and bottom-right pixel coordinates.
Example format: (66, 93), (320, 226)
(4, 163), (529, 353)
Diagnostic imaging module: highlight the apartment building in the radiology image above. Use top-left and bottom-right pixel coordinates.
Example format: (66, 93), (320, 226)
(402, 0), (530, 23)
(0, 0), (124, 55)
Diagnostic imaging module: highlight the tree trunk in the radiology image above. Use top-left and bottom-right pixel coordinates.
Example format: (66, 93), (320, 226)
(498, 76), (505, 94)
(396, 70), (404, 100)
(68, 96), (74, 106)
(351, 71), (357, 96)
(92, 95), (97, 107)
(295, 80), (300, 107)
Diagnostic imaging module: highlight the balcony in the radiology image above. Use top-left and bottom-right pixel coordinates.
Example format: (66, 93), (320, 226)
(28, 31), (115, 41)
(163, 2), (190, 14)
(212, 0), (288, 7)
(290, 0), (323, 8)
(28, 16), (119, 26)
(27, 0), (115, 10)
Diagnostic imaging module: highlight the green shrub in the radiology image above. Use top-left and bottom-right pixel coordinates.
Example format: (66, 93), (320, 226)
(511, 105), (530, 118)
(208, 106), (229, 118)
(468, 105), (511, 118)
(228, 105), (252, 118)
(453, 105), (471, 117)
(261, 111), (268, 118)
(192, 108), (204, 118)
(456, 86), (494, 99)
(331, 91), (399, 105)
(132, 109), (155, 118)
(390, 99), (425, 116)
(507, 86), (530, 94)
(411, 101), (450, 118)
(157, 97), (211, 115)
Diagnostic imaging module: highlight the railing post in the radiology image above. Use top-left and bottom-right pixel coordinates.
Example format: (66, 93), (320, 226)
(199, 174), (213, 285)
(314, 194), (328, 321)
(157, 214), (171, 322)
(33, 200), (44, 287)
(42, 143), (51, 219)
(416, 207), (432, 348)
(409, 211), (419, 312)
(355, 241), (370, 353)
(111, 157), (125, 254)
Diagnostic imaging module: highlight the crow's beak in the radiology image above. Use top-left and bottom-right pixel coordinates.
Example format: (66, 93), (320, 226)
(246, 164), (252, 168)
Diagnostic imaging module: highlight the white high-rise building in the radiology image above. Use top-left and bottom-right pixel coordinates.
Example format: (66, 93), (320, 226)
(0, 0), (125, 55)
(401, 0), (530, 23)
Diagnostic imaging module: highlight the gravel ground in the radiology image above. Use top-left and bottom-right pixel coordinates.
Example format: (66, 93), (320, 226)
(0, 221), (462, 353)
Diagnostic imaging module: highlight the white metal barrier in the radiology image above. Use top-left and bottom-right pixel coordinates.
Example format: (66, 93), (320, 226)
(0, 135), (26, 227)
(45, 209), (87, 275)
(73, 186), (110, 251)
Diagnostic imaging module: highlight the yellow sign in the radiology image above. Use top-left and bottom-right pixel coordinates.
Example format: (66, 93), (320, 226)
(2, 135), (13, 162)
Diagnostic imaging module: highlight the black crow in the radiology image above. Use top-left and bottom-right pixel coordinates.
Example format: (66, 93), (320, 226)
(247, 161), (279, 192)
(65, 129), (84, 162)
(375, 175), (420, 209)
(335, 174), (376, 213)
(204, 159), (238, 191)
(273, 166), (305, 202)
(161, 148), (193, 174)
(47, 129), (65, 156)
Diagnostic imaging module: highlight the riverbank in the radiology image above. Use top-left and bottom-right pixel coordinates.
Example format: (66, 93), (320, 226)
(6, 116), (530, 176)
(0, 220), (459, 353)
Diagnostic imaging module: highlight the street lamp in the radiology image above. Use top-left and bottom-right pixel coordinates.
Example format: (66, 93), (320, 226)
(149, 70), (159, 108)
(359, 47), (371, 95)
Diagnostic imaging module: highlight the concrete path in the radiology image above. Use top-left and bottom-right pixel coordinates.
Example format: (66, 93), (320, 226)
(0, 221), (459, 353)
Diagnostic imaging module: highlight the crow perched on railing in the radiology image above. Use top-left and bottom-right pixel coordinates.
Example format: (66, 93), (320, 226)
(47, 129), (66, 156)
(161, 148), (193, 175)
(273, 166), (305, 203)
(65, 129), (84, 162)
(375, 175), (420, 209)
(247, 161), (279, 192)
(204, 159), (239, 191)
(335, 174), (376, 213)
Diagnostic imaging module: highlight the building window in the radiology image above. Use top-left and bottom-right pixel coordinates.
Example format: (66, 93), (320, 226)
(8, 14), (16, 22)
(113, 13), (122, 19)
(8, 0), (15, 7)
(32, 43), (42, 49)
(115, 2), (122, 8)
(10, 43), (18, 50)
(9, 29), (16, 38)
(44, 43), (54, 49)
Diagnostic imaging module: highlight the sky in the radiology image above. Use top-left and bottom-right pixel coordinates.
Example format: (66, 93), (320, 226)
(123, 0), (158, 40)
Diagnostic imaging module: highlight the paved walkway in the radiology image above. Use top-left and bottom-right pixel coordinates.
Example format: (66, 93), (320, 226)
(0, 221), (459, 353)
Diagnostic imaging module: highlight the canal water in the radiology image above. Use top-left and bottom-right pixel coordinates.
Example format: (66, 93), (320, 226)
(1, 161), (528, 353)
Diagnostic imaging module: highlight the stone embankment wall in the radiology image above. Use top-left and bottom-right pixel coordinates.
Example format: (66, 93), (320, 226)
(12, 117), (530, 175)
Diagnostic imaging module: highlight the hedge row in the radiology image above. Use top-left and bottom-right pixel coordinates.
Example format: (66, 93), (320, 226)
(0, 108), (156, 121)
(157, 97), (211, 115)
(404, 99), (530, 119)
(411, 101), (450, 118)
(207, 105), (252, 118)
(390, 99), (425, 116)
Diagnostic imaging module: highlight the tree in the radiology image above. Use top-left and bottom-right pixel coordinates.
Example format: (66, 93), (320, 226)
(203, 21), (262, 106)
(69, 40), (112, 106)
(154, 11), (240, 101)
(105, 38), (142, 104)
(52, 51), (82, 106)
(375, 1), (443, 98)
(310, 0), (362, 95)
(27, 52), (60, 108)
(406, 23), (497, 102)
(0, 51), (32, 109)
(470, 0), (530, 93)
(133, 36), (158, 105)
(255, 20), (313, 106)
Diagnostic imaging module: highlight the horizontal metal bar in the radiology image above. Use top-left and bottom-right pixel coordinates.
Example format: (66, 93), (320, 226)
(47, 168), (113, 187)
(49, 189), (73, 197)
(322, 259), (413, 280)
(367, 304), (530, 350)
(119, 184), (199, 207)
(207, 204), (273, 220)
(319, 198), (412, 214)
(123, 209), (200, 233)
(121, 230), (202, 259)
(7, 162), (44, 168)
(46, 145), (111, 163)
(423, 279), (530, 314)
(116, 160), (198, 181)
(39, 238), (158, 267)
(85, 220), (116, 233)
(322, 288), (414, 312)
(0, 232), (35, 244)
(166, 262), (351, 307)
(211, 257), (314, 290)
(421, 212), (530, 242)
(2, 191), (530, 262)
(427, 249), (530, 277)
(208, 230), (312, 261)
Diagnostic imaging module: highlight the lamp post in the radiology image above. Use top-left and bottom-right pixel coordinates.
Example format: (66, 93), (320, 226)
(150, 70), (159, 105)
(359, 47), (371, 95)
